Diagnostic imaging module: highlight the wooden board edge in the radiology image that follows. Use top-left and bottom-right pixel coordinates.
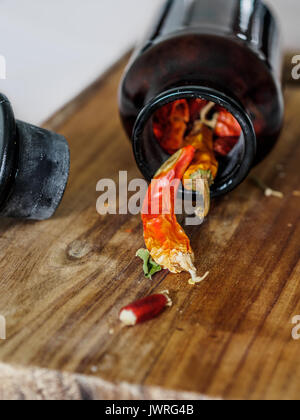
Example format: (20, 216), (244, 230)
(0, 362), (219, 401)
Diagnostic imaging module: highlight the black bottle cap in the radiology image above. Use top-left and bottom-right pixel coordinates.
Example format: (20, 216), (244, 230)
(0, 94), (70, 220)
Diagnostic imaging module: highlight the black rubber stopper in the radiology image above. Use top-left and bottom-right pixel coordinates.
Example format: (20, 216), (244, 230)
(0, 94), (70, 220)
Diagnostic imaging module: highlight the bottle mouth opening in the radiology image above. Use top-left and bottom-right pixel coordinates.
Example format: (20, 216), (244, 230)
(132, 86), (256, 198)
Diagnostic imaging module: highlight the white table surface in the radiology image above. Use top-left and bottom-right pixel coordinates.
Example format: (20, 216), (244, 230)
(0, 0), (298, 126)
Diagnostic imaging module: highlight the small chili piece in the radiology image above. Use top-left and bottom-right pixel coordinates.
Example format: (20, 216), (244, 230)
(119, 292), (172, 326)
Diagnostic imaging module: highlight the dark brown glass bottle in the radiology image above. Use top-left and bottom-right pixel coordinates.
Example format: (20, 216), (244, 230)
(119, 0), (284, 197)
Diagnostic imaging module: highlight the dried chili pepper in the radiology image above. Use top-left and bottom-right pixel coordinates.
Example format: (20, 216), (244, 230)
(183, 123), (219, 184)
(119, 291), (172, 326)
(181, 126), (217, 218)
(215, 109), (242, 138)
(188, 98), (208, 123)
(214, 136), (239, 157)
(142, 145), (207, 283)
(153, 102), (170, 142)
(180, 103), (219, 219)
(153, 99), (190, 154)
(213, 109), (241, 157)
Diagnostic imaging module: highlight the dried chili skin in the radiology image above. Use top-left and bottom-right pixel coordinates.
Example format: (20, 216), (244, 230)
(142, 146), (196, 274)
(183, 123), (219, 188)
(188, 98), (208, 123)
(214, 110), (241, 157)
(214, 136), (239, 157)
(153, 100), (190, 155)
(215, 110), (242, 138)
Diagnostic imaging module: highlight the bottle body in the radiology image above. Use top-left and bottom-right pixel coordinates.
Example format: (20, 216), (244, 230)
(119, 0), (284, 196)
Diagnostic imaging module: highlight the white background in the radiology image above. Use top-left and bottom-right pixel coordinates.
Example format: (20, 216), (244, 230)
(0, 0), (298, 125)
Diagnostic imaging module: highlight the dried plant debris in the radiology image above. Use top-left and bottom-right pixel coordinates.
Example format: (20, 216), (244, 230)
(251, 175), (284, 199)
(136, 249), (162, 280)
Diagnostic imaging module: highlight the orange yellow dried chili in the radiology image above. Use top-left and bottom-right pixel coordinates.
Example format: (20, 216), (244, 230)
(183, 124), (219, 186)
(142, 145), (208, 282)
(178, 102), (219, 220)
(180, 124), (217, 218)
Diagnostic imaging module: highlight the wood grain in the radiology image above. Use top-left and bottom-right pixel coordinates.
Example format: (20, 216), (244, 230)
(0, 55), (299, 400)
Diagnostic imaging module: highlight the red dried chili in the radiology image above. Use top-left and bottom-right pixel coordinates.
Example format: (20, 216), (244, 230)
(215, 109), (242, 138)
(153, 99), (190, 154)
(188, 98), (208, 123)
(214, 136), (239, 157)
(183, 124), (219, 184)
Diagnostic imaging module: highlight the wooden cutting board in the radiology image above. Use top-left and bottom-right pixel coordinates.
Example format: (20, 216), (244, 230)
(0, 54), (299, 401)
